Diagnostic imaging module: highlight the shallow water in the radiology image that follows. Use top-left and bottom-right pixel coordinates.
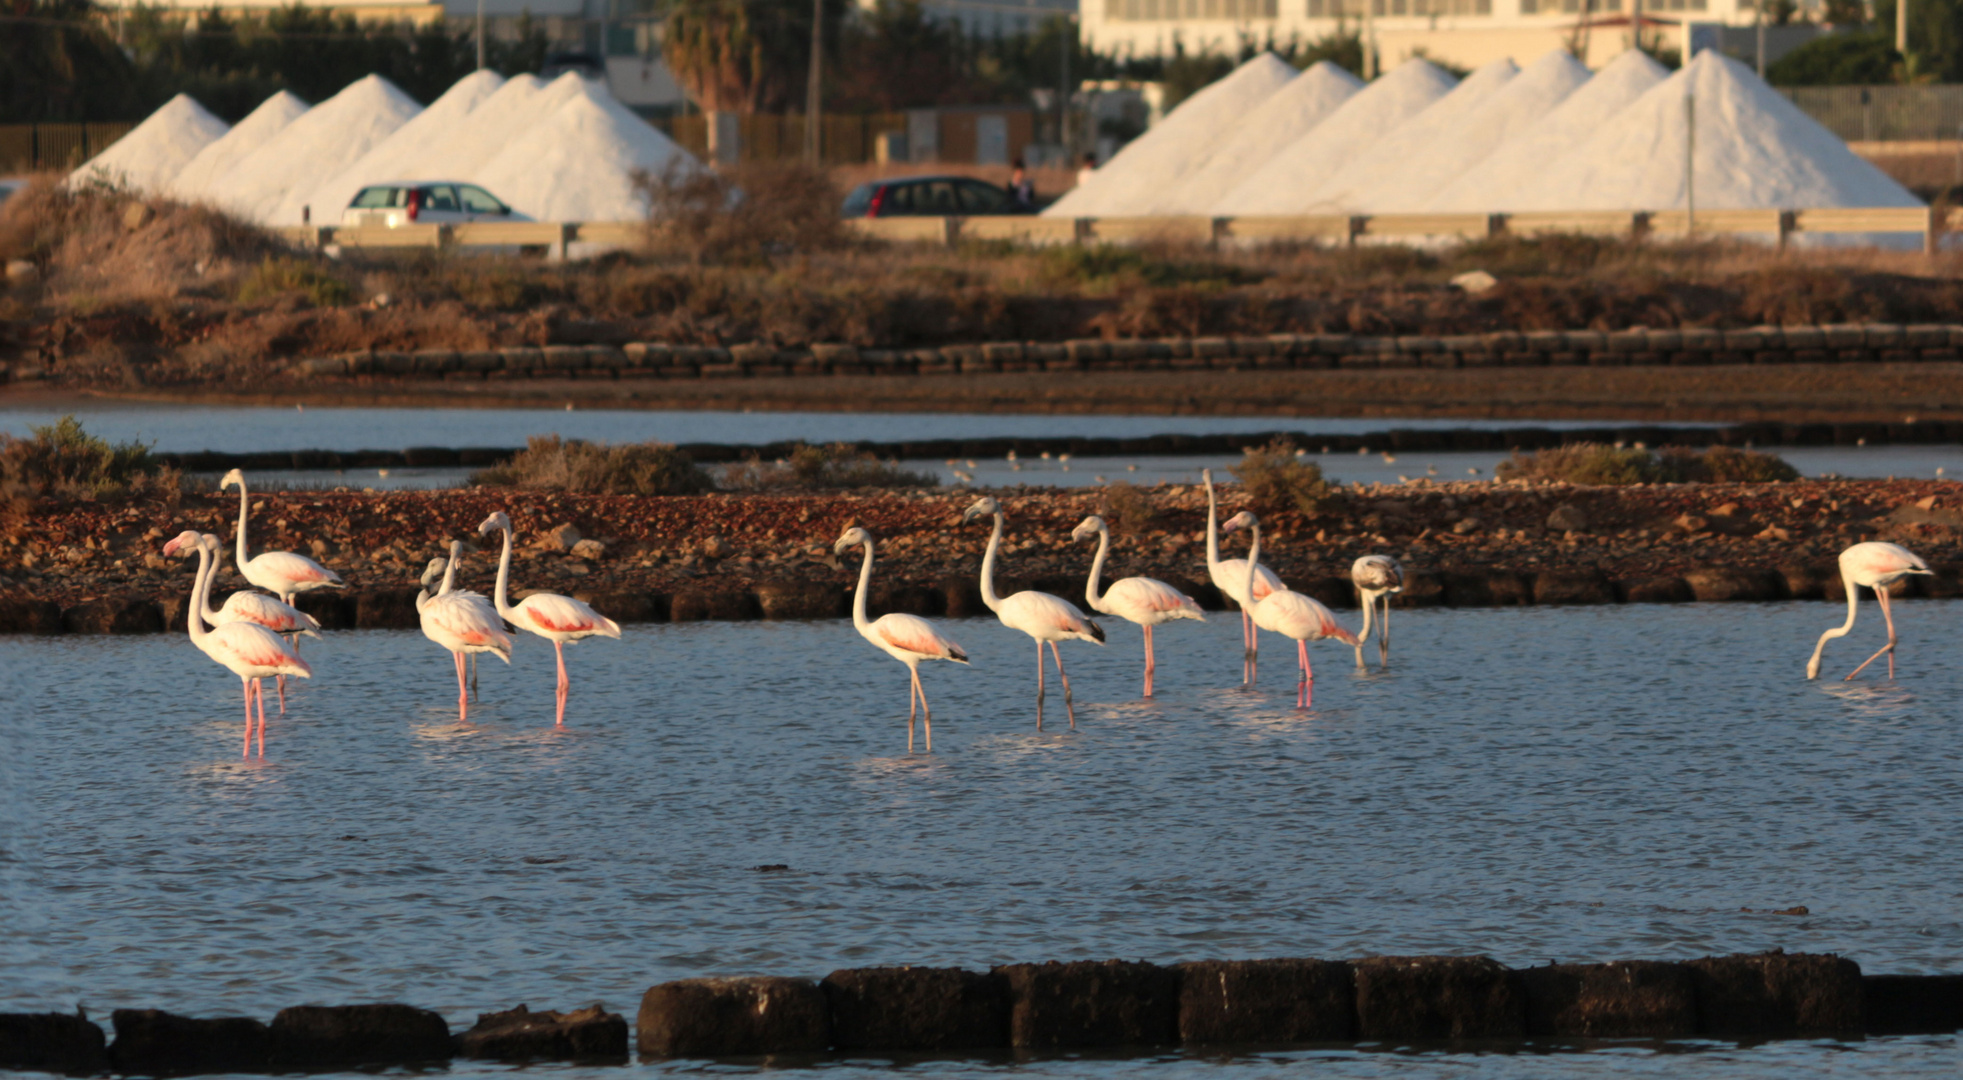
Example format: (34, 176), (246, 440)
(5, 601), (1963, 1076)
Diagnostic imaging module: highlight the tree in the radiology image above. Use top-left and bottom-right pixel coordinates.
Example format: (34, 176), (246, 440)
(663, 0), (846, 113)
(0, 0), (141, 122)
(1766, 30), (1899, 84)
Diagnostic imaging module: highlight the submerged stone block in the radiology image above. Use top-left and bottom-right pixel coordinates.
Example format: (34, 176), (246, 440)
(0, 1012), (108, 1075)
(1352, 956), (1524, 1040)
(1176, 958), (1355, 1044)
(1685, 952), (1863, 1037)
(637, 977), (828, 1057)
(1862, 974), (1963, 1035)
(1518, 961), (1696, 1037)
(454, 1004), (628, 1060)
(267, 1003), (453, 1068)
(820, 966), (1008, 1050)
(109, 1009), (269, 1076)
(994, 959), (1179, 1049)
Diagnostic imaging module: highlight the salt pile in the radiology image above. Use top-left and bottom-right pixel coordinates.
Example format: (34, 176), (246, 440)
(1427, 49), (1666, 212)
(299, 69), (504, 225)
(1155, 61), (1362, 215)
(1353, 50), (1590, 214)
(1043, 52), (1298, 218)
(1214, 58), (1456, 216)
(1513, 50), (1921, 211)
(169, 91), (309, 200)
(397, 73), (554, 183)
(1298, 58), (1519, 214)
(473, 89), (698, 221)
(69, 94), (228, 193)
(206, 75), (422, 224)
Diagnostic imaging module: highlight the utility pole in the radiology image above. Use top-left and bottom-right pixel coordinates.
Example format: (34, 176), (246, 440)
(1897, 0), (1909, 68)
(1685, 94), (1696, 233)
(1363, 0), (1376, 79)
(805, 0), (823, 163)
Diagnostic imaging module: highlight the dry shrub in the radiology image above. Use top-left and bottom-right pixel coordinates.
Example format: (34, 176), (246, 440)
(1496, 442), (1798, 485)
(1231, 438), (1338, 516)
(1098, 481), (1159, 532)
(0, 416), (180, 504)
(721, 442), (935, 490)
(470, 436), (712, 495)
(636, 160), (848, 264)
(236, 255), (354, 307)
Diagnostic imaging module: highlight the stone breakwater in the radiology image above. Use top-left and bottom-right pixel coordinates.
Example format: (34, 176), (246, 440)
(269, 323), (1963, 385)
(3, 952), (1960, 1074)
(5, 479), (1962, 635)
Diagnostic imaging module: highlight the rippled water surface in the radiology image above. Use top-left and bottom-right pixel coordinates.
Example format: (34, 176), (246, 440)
(5, 602), (1963, 1076)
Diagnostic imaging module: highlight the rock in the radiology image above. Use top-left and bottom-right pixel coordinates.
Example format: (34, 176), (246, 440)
(1533, 572), (1615, 605)
(0, 1011), (108, 1075)
(267, 1004), (453, 1068)
(122, 201), (156, 231)
(4, 259), (37, 284)
(1517, 961), (1696, 1037)
(1175, 958), (1355, 1044)
(1451, 517), (1481, 535)
(755, 579), (846, 619)
(1545, 504), (1590, 533)
(292, 591), (350, 629)
(454, 1004), (628, 1060)
(994, 959), (1179, 1049)
(1442, 571), (1532, 607)
(60, 593), (162, 634)
(1684, 568), (1786, 602)
(1451, 270), (1498, 294)
(1780, 564), (1837, 600)
(539, 523), (581, 552)
(0, 594), (64, 634)
(572, 590), (662, 622)
(700, 536), (732, 560)
(108, 1009), (270, 1075)
(1351, 955), (1525, 1040)
(1394, 570), (1446, 607)
(636, 976), (828, 1057)
(670, 587), (758, 621)
(1862, 974), (1963, 1035)
(820, 966), (1008, 1050)
(570, 538), (607, 560)
(1684, 952), (1863, 1038)
(1620, 576), (1693, 603)
(1673, 513), (1709, 534)
(354, 588), (422, 628)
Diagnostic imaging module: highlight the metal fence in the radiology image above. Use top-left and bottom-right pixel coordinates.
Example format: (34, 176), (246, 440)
(0, 123), (137, 174)
(1783, 85), (1963, 144)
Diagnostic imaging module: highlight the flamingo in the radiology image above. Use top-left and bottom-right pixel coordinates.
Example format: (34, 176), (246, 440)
(162, 530), (311, 758)
(962, 496), (1104, 729)
(1204, 468), (1284, 685)
(478, 511), (621, 725)
(1806, 541), (1933, 681)
(167, 533), (321, 714)
(1070, 514), (1204, 697)
(835, 525), (969, 751)
(1351, 554), (1404, 669)
(432, 540), (488, 699)
(416, 543), (512, 721)
(1222, 511), (1358, 709)
(219, 469), (341, 652)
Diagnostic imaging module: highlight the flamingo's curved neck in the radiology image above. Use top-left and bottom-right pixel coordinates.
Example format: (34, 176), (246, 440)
(1204, 475), (1222, 573)
(441, 542), (461, 595)
(1084, 525), (1111, 613)
(1243, 523), (1261, 611)
(978, 512), (1005, 613)
(852, 539), (875, 634)
(416, 565), (441, 612)
(198, 542), (225, 626)
(492, 523), (518, 620)
(233, 477), (252, 570)
(1357, 584), (1375, 644)
(188, 541), (215, 646)
(1808, 568), (1862, 675)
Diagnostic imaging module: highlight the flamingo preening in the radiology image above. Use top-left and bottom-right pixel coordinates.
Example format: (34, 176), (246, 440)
(1071, 514), (1203, 697)
(1351, 554), (1403, 669)
(478, 512), (621, 725)
(163, 530), (311, 757)
(1222, 512), (1358, 709)
(1806, 541), (1933, 681)
(963, 496), (1104, 729)
(175, 532), (320, 713)
(1204, 468), (1284, 685)
(219, 469), (342, 649)
(416, 543), (512, 721)
(835, 525), (969, 751)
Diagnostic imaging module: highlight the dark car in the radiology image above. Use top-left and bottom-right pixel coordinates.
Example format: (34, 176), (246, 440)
(841, 176), (1034, 217)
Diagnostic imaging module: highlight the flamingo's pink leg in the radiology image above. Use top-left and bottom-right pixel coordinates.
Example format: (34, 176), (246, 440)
(554, 640), (570, 725)
(241, 677), (254, 758)
(1847, 588), (1902, 680)
(276, 673), (287, 714)
(454, 651), (468, 720)
(913, 666), (933, 752)
(1379, 597), (1391, 665)
(906, 667), (918, 751)
(1240, 609), (1254, 685)
(1143, 624), (1155, 698)
(470, 653), (479, 700)
(1035, 638), (1046, 731)
(1050, 641), (1077, 729)
(254, 678), (267, 756)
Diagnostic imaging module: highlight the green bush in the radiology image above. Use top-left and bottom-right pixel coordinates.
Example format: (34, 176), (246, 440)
(1496, 442), (1799, 485)
(722, 442), (935, 490)
(470, 435), (713, 495)
(1038, 244), (1264, 289)
(236, 255), (353, 307)
(0, 415), (175, 501)
(1230, 438), (1338, 516)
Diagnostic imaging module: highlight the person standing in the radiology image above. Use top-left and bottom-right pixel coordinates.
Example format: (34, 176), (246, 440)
(1077, 152), (1097, 186)
(1009, 159), (1035, 210)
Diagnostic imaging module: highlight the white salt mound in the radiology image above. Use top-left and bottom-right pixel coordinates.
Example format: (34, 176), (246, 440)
(71, 94), (228, 193)
(1044, 52), (1298, 218)
(1214, 58), (1457, 216)
(1355, 50), (1590, 214)
(401, 73), (557, 183)
(1155, 61), (1363, 215)
(472, 90), (699, 221)
(1427, 49), (1667, 212)
(169, 91), (309, 200)
(208, 75), (422, 225)
(1301, 58), (1519, 214)
(1514, 50), (1921, 212)
(298, 69), (504, 224)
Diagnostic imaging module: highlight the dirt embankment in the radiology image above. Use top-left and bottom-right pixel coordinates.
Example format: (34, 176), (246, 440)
(7, 479), (1962, 634)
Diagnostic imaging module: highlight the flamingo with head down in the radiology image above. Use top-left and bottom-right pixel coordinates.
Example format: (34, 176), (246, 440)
(1222, 511), (1358, 709)
(1204, 468), (1284, 685)
(1351, 554), (1403, 669)
(478, 511), (621, 725)
(1807, 541), (1933, 681)
(835, 525), (969, 751)
(163, 531), (311, 757)
(219, 470), (341, 649)
(962, 496), (1104, 729)
(1071, 514), (1203, 698)
(416, 542), (512, 721)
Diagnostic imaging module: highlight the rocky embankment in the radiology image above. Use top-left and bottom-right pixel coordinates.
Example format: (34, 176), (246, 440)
(5, 479), (1962, 634)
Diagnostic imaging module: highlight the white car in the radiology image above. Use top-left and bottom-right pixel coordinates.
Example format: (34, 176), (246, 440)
(341, 182), (528, 227)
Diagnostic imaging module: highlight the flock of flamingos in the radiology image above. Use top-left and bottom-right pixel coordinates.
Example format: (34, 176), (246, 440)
(165, 468), (1934, 756)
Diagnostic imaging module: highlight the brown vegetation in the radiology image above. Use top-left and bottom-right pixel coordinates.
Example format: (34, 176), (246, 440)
(1495, 444), (1802, 486)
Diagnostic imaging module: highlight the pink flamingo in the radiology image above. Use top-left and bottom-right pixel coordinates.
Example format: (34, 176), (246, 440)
(1071, 514), (1203, 697)
(1351, 554), (1404, 669)
(416, 542), (512, 721)
(1807, 541), (1934, 681)
(1222, 511), (1358, 708)
(173, 532), (320, 713)
(963, 496), (1104, 729)
(1204, 468), (1284, 685)
(479, 511), (621, 725)
(163, 530), (311, 757)
(835, 525), (969, 751)
(219, 470), (341, 651)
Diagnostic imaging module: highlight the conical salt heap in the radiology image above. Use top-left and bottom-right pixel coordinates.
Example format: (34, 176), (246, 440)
(207, 75), (422, 224)
(299, 69), (506, 227)
(473, 89), (699, 221)
(1302, 57), (1520, 214)
(1155, 61), (1363, 216)
(170, 91), (310, 200)
(70, 94), (228, 193)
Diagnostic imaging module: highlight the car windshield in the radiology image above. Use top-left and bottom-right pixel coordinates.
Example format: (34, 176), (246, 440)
(958, 181), (1008, 213)
(841, 183), (874, 215)
(349, 186), (402, 209)
(459, 185), (507, 214)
